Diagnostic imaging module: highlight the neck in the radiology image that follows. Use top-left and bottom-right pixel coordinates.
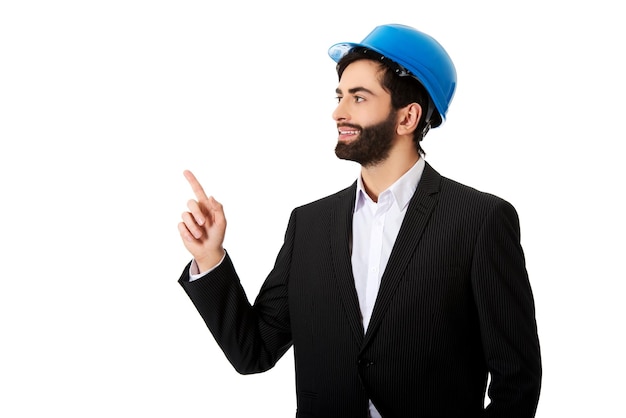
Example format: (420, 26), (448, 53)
(360, 144), (420, 202)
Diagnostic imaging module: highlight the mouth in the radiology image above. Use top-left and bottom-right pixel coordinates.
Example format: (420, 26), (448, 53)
(337, 127), (360, 143)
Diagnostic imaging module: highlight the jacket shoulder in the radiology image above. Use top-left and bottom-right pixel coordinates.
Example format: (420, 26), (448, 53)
(293, 182), (356, 213)
(439, 175), (514, 209)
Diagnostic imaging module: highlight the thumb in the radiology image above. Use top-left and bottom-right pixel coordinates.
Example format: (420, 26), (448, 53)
(207, 196), (226, 225)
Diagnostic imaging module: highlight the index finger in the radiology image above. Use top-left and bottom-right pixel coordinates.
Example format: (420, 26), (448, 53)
(183, 170), (209, 202)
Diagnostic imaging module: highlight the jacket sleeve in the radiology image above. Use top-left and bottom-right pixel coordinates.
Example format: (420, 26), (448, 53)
(472, 199), (542, 418)
(178, 211), (296, 375)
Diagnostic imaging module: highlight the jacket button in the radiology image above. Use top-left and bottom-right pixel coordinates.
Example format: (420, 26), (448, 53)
(358, 359), (375, 368)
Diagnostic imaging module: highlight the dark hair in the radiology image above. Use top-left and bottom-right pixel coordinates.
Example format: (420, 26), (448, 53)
(336, 48), (439, 156)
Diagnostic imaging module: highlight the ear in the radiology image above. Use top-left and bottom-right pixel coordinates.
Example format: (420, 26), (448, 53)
(396, 103), (422, 136)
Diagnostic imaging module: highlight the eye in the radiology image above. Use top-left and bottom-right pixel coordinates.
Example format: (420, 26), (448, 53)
(354, 96), (365, 103)
(335, 95), (343, 104)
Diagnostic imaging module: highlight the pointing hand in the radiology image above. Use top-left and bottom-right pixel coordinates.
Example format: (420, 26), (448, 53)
(178, 170), (227, 272)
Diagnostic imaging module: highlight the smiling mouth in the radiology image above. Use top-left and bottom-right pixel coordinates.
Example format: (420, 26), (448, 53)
(337, 128), (360, 142)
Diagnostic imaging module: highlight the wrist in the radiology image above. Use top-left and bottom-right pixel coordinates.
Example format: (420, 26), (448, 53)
(195, 248), (225, 273)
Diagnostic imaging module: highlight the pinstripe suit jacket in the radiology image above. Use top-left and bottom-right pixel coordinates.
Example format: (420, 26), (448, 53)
(179, 162), (542, 418)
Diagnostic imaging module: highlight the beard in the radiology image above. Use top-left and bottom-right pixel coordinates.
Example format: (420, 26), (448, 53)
(334, 110), (397, 167)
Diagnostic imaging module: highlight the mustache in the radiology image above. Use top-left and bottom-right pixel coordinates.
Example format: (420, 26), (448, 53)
(337, 123), (361, 130)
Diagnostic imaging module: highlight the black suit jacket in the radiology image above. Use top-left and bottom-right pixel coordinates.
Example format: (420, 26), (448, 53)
(179, 162), (542, 418)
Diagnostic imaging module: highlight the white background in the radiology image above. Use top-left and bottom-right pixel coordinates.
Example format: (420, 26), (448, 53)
(1, 1), (624, 417)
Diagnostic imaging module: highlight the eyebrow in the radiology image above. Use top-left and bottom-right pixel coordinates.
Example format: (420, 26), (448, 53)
(335, 86), (376, 96)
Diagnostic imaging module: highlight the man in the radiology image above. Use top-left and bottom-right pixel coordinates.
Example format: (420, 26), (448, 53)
(177, 24), (542, 418)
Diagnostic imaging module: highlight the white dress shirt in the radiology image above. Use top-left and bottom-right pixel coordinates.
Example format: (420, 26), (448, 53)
(351, 158), (425, 418)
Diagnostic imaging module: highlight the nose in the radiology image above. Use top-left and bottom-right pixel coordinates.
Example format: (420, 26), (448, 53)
(332, 100), (348, 122)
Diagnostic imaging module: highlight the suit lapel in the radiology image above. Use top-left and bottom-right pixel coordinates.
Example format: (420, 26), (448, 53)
(330, 182), (365, 343)
(363, 163), (441, 346)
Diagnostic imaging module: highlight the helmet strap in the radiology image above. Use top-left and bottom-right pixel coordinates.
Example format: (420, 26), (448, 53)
(421, 98), (436, 139)
(421, 121), (431, 139)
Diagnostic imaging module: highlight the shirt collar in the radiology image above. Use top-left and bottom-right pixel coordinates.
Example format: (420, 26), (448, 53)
(354, 157), (426, 213)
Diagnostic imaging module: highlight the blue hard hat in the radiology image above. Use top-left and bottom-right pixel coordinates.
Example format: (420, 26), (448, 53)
(328, 24), (457, 126)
